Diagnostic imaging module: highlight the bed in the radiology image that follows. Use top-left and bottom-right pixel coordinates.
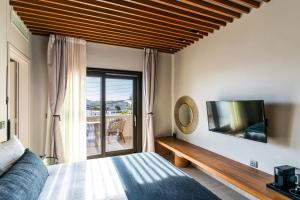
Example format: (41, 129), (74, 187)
(39, 152), (220, 200)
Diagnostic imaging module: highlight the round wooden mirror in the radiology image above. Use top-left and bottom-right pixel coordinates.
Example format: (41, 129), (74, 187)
(174, 96), (198, 134)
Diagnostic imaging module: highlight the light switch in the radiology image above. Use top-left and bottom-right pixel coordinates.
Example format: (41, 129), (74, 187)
(0, 121), (5, 129)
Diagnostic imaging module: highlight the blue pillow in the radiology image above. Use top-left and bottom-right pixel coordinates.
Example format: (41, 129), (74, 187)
(0, 149), (49, 200)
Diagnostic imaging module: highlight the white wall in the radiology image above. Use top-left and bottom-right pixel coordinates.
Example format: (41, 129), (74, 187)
(30, 35), (48, 154)
(30, 38), (172, 154)
(87, 42), (143, 71)
(154, 52), (173, 137)
(0, 1), (31, 142)
(0, 0), (7, 141)
(173, 0), (300, 174)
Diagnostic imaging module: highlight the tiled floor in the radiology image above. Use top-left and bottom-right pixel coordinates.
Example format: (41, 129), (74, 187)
(181, 166), (250, 200)
(162, 154), (250, 200)
(87, 136), (133, 156)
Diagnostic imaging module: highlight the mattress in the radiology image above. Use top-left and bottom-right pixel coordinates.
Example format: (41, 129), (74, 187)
(39, 152), (220, 200)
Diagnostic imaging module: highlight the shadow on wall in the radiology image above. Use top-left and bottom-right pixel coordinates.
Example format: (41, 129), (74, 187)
(264, 103), (295, 147)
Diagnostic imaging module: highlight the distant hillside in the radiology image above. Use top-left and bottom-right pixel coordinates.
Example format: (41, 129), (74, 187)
(87, 99), (131, 111)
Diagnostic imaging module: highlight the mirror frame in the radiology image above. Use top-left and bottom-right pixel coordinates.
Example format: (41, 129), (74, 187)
(174, 96), (199, 134)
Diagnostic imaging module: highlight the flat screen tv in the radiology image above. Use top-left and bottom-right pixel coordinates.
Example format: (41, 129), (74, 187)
(206, 100), (267, 143)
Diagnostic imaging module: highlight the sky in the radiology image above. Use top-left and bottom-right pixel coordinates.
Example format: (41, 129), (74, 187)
(86, 77), (133, 101)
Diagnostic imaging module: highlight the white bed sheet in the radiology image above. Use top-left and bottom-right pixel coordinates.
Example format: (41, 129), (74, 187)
(38, 157), (128, 200)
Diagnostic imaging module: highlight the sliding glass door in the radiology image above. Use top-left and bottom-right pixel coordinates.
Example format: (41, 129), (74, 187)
(86, 76), (102, 156)
(86, 68), (142, 158)
(105, 78), (134, 153)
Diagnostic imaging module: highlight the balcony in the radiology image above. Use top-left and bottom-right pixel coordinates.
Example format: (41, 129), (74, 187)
(86, 114), (133, 156)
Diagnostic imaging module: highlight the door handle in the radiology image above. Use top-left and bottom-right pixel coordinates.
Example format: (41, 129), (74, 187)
(7, 119), (11, 140)
(134, 115), (137, 127)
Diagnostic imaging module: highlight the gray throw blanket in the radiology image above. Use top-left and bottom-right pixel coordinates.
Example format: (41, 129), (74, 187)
(111, 152), (221, 200)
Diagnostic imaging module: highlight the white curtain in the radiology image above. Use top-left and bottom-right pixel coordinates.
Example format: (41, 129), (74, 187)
(61, 37), (87, 163)
(142, 48), (158, 152)
(46, 35), (68, 162)
(46, 35), (87, 163)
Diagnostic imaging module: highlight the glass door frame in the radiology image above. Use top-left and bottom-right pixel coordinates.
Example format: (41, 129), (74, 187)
(87, 68), (143, 159)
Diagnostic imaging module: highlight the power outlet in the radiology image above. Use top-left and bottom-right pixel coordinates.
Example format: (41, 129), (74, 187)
(0, 121), (5, 130)
(250, 160), (258, 168)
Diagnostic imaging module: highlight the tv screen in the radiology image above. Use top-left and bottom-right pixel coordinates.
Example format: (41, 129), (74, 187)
(206, 100), (267, 143)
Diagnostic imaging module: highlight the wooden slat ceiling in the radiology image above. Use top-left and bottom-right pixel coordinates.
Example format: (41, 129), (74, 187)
(10, 0), (270, 54)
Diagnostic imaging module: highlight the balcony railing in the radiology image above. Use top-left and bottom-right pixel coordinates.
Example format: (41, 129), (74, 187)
(86, 114), (133, 156)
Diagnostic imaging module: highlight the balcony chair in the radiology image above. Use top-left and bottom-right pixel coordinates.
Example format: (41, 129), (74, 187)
(107, 118), (127, 143)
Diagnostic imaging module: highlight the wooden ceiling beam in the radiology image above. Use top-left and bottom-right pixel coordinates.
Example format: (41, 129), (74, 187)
(26, 26), (185, 50)
(21, 16), (192, 46)
(10, 0), (271, 53)
(27, 25), (183, 50)
(154, 0), (234, 22)
(32, 31), (176, 54)
(86, 0), (220, 29)
(25, 22), (186, 49)
(11, 1), (208, 40)
(199, 0), (251, 13)
(180, 0), (244, 17)
(12, 6), (203, 42)
(29, 27), (180, 52)
(126, 0), (226, 26)
(11, 0), (214, 33)
(234, 0), (261, 8)
(15, 9), (206, 41)
(65, 0), (217, 31)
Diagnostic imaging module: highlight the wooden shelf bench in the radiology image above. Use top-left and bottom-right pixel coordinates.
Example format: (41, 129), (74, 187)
(155, 136), (289, 200)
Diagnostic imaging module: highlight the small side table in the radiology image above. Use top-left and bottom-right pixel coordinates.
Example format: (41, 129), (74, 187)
(41, 156), (58, 166)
